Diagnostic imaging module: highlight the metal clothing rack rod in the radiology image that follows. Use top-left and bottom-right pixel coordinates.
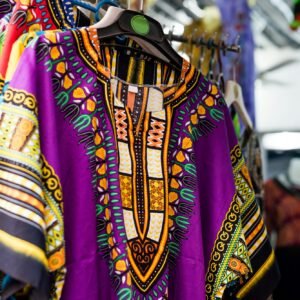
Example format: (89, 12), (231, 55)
(167, 33), (241, 53)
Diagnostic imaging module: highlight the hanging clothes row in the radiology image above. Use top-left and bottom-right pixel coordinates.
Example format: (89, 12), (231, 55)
(0, 2), (279, 300)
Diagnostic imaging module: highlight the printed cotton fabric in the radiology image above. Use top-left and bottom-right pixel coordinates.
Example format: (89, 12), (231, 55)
(0, 28), (278, 299)
(0, 0), (88, 95)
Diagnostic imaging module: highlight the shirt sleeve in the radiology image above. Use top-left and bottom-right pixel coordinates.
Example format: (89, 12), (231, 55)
(192, 82), (280, 299)
(224, 110), (280, 300)
(0, 34), (65, 300)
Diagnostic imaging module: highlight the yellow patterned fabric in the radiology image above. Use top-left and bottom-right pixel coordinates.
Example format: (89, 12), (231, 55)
(0, 87), (65, 299)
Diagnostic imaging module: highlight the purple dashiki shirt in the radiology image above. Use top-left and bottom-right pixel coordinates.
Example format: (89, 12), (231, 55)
(0, 27), (278, 300)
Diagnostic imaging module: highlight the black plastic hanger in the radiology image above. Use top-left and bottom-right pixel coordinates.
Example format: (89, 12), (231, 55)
(95, 9), (183, 71)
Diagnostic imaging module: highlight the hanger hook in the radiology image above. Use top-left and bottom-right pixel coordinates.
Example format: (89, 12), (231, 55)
(95, 0), (119, 22)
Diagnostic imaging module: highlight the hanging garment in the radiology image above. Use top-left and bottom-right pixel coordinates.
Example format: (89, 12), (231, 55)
(216, 0), (256, 125)
(0, 7), (91, 97)
(0, 0), (90, 95)
(236, 136), (279, 300)
(0, 28), (278, 300)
